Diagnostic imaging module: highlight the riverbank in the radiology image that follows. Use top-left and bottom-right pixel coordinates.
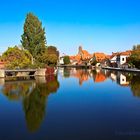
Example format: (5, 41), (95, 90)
(102, 66), (140, 73)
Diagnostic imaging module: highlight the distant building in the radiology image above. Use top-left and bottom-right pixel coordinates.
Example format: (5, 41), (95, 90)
(93, 53), (107, 62)
(109, 50), (132, 68)
(59, 57), (64, 65)
(70, 46), (93, 64)
(110, 52), (118, 64)
(116, 51), (132, 68)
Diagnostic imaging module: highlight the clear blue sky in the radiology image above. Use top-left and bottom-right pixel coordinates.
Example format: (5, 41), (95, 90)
(0, 0), (140, 55)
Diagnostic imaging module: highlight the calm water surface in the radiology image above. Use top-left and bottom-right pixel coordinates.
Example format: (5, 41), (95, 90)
(0, 68), (140, 140)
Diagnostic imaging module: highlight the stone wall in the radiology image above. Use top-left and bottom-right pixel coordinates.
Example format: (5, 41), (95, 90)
(0, 70), (5, 78)
(35, 69), (46, 76)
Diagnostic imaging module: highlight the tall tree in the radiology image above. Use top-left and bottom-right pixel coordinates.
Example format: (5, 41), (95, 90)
(21, 13), (46, 59)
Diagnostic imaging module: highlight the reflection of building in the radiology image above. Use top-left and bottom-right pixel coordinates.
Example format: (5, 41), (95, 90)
(118, 74), (129, 86)
(110, 72), (130, 86)
(70, 68), (90, 85)
(111, 72), (129, 87)
(110, 73), (117, 81)
(93, 70), (107, 83)
(60, 68), (91, 85)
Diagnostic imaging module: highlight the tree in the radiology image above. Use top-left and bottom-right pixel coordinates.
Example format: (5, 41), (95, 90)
(2, 46), (32, 69)
(47, 46), (59, 57)
(63, 56), (70, 65)
(129, 45), (140, 69)
(37, 46), (59, 66)
(21, 13), (46, 60)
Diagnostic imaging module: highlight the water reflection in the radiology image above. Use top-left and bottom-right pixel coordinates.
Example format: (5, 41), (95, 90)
(1, 68), (140, 138)
(59, 68), (92, 85)
(60, 67), (140, 98)
(2, 80), (35, 101)
(130, 75), (140, 97)
(1, 75), (60, 132)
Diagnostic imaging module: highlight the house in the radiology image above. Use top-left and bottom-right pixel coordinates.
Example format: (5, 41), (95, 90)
(93, 53), (107, 62)
(109, 50), (132, 68)
(59, 57), (64, 65)
(110, 52), (118, 64)
(116, 51), (132, 68)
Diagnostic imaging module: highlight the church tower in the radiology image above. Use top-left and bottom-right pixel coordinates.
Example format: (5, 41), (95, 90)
(78, 46), (83, 55)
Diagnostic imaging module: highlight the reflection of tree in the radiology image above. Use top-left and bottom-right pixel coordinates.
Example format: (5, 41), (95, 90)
(63, 68), (70, 78)
(1, 81), (34, 101)
(23, 75), (59, 132)
(1, 75), (60, 132)
(23, 87), (47, 132)
(130, 75), (140, 97)
(45, 75), (60, 93)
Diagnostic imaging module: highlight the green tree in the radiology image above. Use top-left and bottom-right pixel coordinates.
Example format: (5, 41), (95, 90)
(129, 45), (140, 69)
(63, 56), (70, 65)
(2, 46), (32, 69)
(38, 46), (59, 66)
(21, 13), (46, 60)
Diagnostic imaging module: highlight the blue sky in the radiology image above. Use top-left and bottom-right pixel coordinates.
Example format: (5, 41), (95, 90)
(0, 0), (140, 55)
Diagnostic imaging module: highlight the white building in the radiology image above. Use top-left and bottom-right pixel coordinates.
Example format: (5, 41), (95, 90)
(116, 51), (131, 68)
(59, 57), (64, 65)
(110, 51), (131, 68)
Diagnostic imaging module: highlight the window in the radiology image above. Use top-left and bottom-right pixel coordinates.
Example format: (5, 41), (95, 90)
(122, 58), (125, 61)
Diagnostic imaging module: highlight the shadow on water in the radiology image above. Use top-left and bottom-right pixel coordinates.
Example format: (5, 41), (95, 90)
(1, 75), (60, 133)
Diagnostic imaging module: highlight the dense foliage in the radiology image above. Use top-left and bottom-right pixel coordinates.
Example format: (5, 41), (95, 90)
(21, 13), (46, 60)
(2, 46), (32, 69)
(21, 13), (59, 67)
(63, 56), (70, 65)
(129, 45), (140, 69)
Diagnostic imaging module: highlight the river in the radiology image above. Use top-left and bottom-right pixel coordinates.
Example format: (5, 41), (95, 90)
(0, 68), (140, 140)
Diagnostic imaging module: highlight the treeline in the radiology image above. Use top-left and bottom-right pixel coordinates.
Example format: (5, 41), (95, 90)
(1, 13), (59, 69)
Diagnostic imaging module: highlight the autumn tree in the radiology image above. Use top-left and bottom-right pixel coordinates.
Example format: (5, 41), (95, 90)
(129, 45), (140, 69)
(37, 46), (59, 66)
(2, 46), (32, 69)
